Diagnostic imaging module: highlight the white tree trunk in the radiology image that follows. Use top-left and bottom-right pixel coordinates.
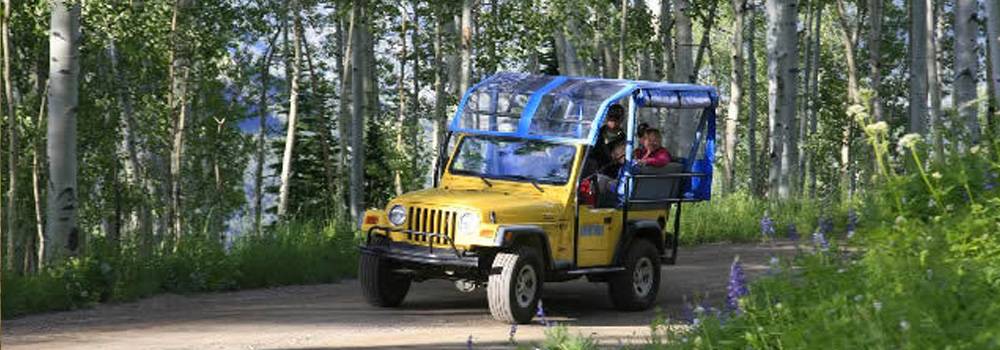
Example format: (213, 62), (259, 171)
(777, 0), (798, 199)
(909, 0), (928, 134)
(278, 6), (302, 218)
(807, 3), (822, 197)
(45, 0), (81, 263)
(927, 0), (943, 159)
(168, 0), (190, 242)
(765, 0), (782, 198)
(432, 13), (446, 183)
(3, 0), (16, 262)
(394, 12), (409, 196)
(671, 0), (694, 156)
(618, 0), (628, 79)
(459, 0), (473, 95)
(348, 1), (368, 224)
(725, 0), (745, 193)
(868, 0), (883, 122)
(658, 0), (673, 80)
(953, 0), (979, 144)
(255, 32), (277, 234)
(336, 14), (354, 218)
(986, 0), (1000, 115)
(834, 0), (859, 197)
(747, 5), (759, 196)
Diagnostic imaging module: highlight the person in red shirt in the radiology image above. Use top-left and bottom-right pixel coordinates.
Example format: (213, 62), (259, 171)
(634, 129), (671, 167)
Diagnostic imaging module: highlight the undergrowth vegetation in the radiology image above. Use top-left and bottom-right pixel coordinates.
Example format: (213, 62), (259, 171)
(2, 220), (357, 319)
(676, 192), (849, 245)
(542, 137), (1000, 348)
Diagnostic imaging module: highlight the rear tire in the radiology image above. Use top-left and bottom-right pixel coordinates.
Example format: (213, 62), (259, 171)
(487, 247), (543, 324)
(608, 239), (660, 311)
(360, 236), (411, 307)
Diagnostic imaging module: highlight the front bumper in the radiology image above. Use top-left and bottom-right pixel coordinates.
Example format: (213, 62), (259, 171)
(360, 226), (480, 268)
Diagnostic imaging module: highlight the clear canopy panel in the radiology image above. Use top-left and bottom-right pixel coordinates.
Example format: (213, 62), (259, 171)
(451, 72), (718, 146)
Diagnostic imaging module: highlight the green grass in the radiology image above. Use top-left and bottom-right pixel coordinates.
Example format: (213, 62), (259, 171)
(676, 191), (850, 245)
(2, 219), (358, 319)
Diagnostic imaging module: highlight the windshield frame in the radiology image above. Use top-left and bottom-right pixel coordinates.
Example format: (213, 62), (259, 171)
(447, 135), (578, 186)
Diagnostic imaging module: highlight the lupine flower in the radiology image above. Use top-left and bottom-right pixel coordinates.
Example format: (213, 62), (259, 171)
(466, 335), (473, 350)
(508, 324), (517, 343)
(846, 209), (858, 239)
(726, 257), (749, 312)
(986, 172), (997, 191)
(760, 212), (775, 240)
(535, 300), (550, 327)
(786, 224), (798, 242)
(766, 255), (781, 275)
(812, 231), (830, 252)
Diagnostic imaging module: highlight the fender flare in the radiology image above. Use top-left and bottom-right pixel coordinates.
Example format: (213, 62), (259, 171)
(613, 220), (664, 265)
(495, 225), (553, 269)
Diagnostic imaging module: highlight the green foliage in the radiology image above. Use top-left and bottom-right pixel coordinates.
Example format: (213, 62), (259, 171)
(530, 326), (599, 350)
(658, 140), (1000, 348)
(676, 192), (850, 245)
(2, 220), (358, 319)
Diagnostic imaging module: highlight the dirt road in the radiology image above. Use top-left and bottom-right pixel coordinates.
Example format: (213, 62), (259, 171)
(2, 241), (795, 349)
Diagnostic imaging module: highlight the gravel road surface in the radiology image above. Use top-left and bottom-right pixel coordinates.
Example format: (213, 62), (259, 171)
(2, 241), (796, 349)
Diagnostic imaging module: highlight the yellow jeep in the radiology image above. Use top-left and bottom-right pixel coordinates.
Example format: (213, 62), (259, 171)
(359, 73), (717, 324)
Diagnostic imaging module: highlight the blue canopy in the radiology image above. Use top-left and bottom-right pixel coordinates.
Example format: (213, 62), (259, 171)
(449, 72), (720, 145)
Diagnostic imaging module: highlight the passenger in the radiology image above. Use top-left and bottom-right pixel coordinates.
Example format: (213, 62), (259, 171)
(634, 129), (672, 168)
(593, 104), (626, 164)
(592, 141), (627, 207)
(635, 122), (651, 153)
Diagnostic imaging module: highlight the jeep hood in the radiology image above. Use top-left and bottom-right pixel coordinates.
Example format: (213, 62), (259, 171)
(388, 188), (565, 222)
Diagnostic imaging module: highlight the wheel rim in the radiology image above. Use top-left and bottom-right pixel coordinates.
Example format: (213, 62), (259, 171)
(633, 257), (654, 298)
(515, 264), (537, 308)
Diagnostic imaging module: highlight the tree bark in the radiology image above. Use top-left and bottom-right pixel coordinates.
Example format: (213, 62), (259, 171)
(432, 11), (446, 183)
(3, 0), (16, 267)
(986, 0), (1000, 125)
(458, 0), (473, 95)
(410, 1), (421, 181)
(45, 0), (81, 263)
(31, 84), (46, 271)
(394, 11), (409, 196)
(868, 0), (883, 122)
(278, 3), (302, 218)
(671, 0), (695, 156)
(834, 0), (861, 198)
(766, 0), (798, 199)
(349, 0), (368, 225)
(725, 0), (746, 193)
(618, 0), (628, 79)
(336, 13), (354, 218)
(747, 4), (760, 197)
(953, 0), (979, 144)
(909, 0), (928, 134)
(927, 0), (943, 159)
(255, 32), (278, 235)
(658, 0), (673, 80)
(168, 0), (190, 242)
(807, 2), (822, 198)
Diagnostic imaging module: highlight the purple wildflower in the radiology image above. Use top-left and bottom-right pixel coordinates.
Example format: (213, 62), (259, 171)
(535, 300), (550, 327)
(508, 324), (517, 343)
(786, 224), (799, 242)
(760, 213), (776, 239)
(726, 257), (749, 312)
(986, 172), (997, 191)
(813, 230), (830, 251)
(846, 209), (858, 239)
(466, 335), (473, 350)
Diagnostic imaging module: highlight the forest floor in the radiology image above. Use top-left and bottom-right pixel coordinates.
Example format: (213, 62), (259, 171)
(2, 241), (796, 349)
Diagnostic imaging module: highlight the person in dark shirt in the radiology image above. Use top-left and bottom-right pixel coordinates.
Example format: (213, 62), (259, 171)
(592, 104), (626, 165)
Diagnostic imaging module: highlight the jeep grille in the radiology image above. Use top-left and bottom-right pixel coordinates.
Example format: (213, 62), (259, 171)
(406, 207), (457, 245)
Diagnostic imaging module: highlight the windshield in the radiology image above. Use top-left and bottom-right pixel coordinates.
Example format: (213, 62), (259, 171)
(449, 136), (577, 185)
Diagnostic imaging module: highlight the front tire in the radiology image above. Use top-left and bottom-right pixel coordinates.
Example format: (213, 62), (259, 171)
(360, 236), (411, 307)
(487, 247), (543, 324)
(608, 239), (660, 311)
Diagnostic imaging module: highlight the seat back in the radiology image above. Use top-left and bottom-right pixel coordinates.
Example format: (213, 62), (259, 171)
(629, 162), (684, 210)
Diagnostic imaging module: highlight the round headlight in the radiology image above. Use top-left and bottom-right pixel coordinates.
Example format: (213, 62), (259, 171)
(457, 212), (480, 235)
(388, 205), (406, 226)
